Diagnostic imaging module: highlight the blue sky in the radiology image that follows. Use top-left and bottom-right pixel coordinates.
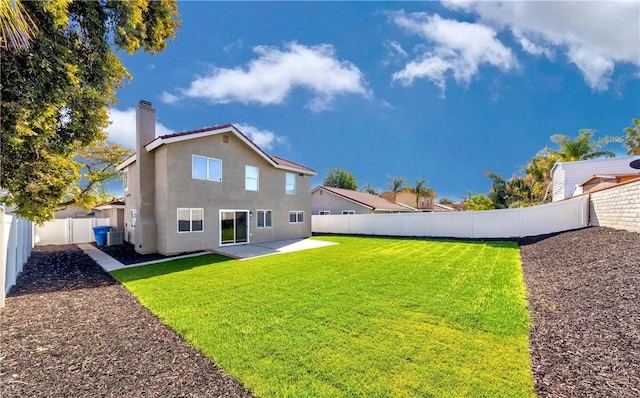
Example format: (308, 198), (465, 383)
(107, 1), (640, 201)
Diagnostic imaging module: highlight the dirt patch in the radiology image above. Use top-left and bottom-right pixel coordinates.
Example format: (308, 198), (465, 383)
(0, 245), (252, 397)
(520, 227), (640, 397)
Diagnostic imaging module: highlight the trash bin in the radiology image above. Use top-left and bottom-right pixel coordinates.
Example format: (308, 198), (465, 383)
(93, 226), (112, 246)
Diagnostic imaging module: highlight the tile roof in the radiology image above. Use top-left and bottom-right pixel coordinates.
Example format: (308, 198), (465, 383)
(316, 186), (415, 212)
(121, 123), (315, 175)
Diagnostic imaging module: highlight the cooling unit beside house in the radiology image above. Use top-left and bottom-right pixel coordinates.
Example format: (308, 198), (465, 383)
(107, 230), (124, 246)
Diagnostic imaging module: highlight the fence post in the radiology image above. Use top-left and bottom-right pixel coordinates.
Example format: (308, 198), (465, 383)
(0, 210), (6, 308)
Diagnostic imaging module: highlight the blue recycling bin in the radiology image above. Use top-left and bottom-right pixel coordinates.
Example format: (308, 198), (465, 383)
(93, 226), (112, 246)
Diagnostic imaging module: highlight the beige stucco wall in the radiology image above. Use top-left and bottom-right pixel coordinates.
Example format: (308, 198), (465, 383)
(589, 180), (640, 233)
(123, 162), (138, 245)
(124, 133), (312, 255)
(311, 190), (373, 215)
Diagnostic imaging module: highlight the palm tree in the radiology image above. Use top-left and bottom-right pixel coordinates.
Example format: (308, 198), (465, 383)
(408, 178), (434, 209)
(386, 176), (406, 201)
(361, 183), (379, 196)
(541, 129), (621, 161)
(0, 0), (38, 50)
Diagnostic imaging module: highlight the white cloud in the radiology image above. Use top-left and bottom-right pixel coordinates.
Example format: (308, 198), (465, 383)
(512, 30), (554, 59)
(106, 108), (174, 149)
(390, 11), (517, 94)
(182, 42), (371, 112)
(443, 1), (640, 90)
(160, 91), (180, 104)
(385, 40), (408, 58)
(233, 123), (288, 151)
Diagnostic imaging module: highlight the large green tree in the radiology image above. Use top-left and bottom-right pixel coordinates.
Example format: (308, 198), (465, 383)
(323, 168), (358, 190)
(623, 118), (640, 155)
(1, 0), (180, 223)
(57, 140), (132, 210)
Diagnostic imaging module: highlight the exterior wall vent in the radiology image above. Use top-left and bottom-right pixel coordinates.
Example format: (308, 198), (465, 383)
(138, 99), (153, 108)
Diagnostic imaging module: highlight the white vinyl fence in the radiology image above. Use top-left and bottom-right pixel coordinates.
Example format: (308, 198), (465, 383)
(312, 195), (590, 239)
(1, 210), (34, 307)
(35, 217), (110, 246)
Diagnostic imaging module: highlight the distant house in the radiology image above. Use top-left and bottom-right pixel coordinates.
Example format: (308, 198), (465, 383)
(380, 189), (455, 212)
(93, 199), (125, 231)
(311, 186), (415, 215)
(551, 156), (640, 201)
(54, 205), (101, 219)
(116, 100), (316, 255)
(574, 173), (640, 196)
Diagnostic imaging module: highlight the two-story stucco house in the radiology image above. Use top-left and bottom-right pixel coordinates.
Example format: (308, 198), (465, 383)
(116, 100), (316, 255)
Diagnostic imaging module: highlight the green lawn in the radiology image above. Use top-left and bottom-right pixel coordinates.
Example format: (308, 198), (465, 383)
(111, 236), (535, 397)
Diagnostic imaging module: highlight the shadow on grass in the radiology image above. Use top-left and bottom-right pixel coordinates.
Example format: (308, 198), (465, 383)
(313, 233), (519, 248)
(110, 253), (236, 283)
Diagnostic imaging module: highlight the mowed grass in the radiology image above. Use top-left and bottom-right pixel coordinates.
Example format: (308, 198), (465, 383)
(111, 236), (534, 397)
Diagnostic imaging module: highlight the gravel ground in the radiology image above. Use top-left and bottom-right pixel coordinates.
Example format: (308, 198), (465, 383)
(0, 245), (252, 398)
(1, 227), (638, 397)
(520, 227), (640, 397)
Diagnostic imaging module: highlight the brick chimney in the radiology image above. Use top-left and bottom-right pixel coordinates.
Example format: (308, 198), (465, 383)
(134, 100), (157, 254)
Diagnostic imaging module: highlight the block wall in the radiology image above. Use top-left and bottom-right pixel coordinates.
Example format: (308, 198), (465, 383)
(589, 180), (640, 233)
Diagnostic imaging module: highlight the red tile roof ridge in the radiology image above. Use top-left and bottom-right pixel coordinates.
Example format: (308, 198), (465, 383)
(158, 123), (234, 140)
(271, 155), (316, 173)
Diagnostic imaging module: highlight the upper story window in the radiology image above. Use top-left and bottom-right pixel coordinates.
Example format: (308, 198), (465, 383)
(192, 155), (222, 182)
(286, 172), (296, 195)
(245, 165), (259, 191)
(123, 170), (128, 191)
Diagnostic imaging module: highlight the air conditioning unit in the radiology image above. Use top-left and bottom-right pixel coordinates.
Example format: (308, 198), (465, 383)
(107, 230), (124, 246)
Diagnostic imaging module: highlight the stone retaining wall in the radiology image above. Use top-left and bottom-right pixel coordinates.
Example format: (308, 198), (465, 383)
(589, 180), (640, 233)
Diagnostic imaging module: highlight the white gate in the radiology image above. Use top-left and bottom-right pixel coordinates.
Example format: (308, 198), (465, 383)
(35, 218), (110, 246)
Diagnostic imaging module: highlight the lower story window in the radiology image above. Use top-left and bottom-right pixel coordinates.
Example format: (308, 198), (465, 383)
(257, 210), (272, 228)
(289, 211), (304, 223)
(342, 210), (355, 215)
(319, 210), (330, 215)
(178, 208), (204, 232)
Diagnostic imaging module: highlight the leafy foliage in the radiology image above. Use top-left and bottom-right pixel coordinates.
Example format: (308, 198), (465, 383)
(0, 0), (38, 50)
(58, 140), (132, 210)
(386, 175), (407, 200)
(322, 168), (358, 190)
(1, 0), (180, 223)
(361, 183), (379, 196)
(623, 118), (640, 155)
(408, 178), (434, 208)
(463, 192), (495, 211)
(539, 129), (621, 162)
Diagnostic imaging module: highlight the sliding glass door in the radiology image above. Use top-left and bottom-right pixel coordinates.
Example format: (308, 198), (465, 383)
(220, 210), (249, 245)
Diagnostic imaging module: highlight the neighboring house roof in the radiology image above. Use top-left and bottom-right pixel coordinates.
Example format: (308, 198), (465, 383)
(116, 124), (316, 175)
(572, 173), (640, 196)
(312, 186), (415, 212)
(93, 198), (126, 211)
(432, 203), (456, 212)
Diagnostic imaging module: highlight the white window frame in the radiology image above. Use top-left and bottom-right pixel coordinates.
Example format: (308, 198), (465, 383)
(286, 172), (296, 195)
(319, 210), (331, 215)
(289, 211), (304, 224)
(245, 165), (259, 191)
(177, 208), (204, 233)
(192, 155), (222, 182)
(342, 210), (355, 215)
(256, 209), (272, 228)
